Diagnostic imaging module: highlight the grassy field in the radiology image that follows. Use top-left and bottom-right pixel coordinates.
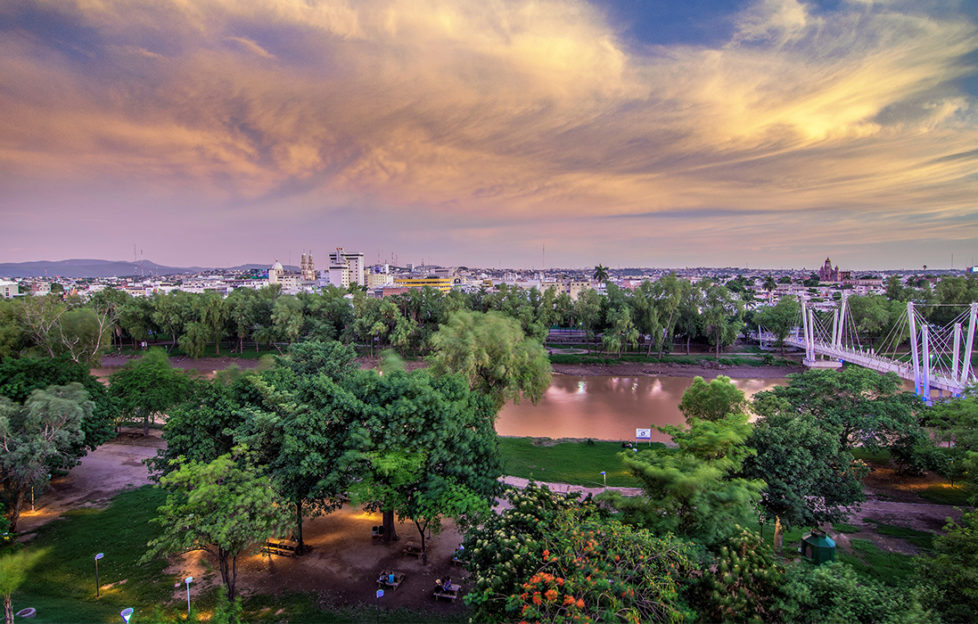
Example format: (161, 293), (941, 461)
(918, 483), (972, 506)
(838, 538), (917, 585)
(497, 437), (650, 487)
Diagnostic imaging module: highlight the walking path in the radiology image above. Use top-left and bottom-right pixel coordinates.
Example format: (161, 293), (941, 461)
(499, 475), (643, 498)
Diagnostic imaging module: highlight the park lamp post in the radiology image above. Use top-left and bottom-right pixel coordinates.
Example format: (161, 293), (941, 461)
(600, 471), (606, 487)
(94, 553), (104, 598)
(375, 588), (384, 624)
(184, 576), (194, 617)
(120, 607), (134, 623)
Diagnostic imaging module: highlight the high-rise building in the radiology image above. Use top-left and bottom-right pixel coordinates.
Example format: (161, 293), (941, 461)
(327, 248), (365, 288)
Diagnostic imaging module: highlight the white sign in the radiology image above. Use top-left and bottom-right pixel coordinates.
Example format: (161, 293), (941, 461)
(635, 428), (651, 440)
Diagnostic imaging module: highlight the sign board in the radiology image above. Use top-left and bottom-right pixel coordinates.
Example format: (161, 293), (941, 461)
(635, 428), (651, 440)
(94, 553), (104, 560)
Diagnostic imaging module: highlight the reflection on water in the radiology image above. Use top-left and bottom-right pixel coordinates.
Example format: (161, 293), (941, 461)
(495, 375), (786, 442)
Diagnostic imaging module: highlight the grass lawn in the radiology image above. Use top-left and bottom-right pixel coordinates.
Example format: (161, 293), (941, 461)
(838, 538), (917, 585)
(918, 483), (972, 506)
(831, 523), (861, 534)
(497, 437), (647, 487)
(863, 519), (934, 550)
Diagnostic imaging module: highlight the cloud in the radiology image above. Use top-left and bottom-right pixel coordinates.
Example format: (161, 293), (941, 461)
(0, 0), (976, 268)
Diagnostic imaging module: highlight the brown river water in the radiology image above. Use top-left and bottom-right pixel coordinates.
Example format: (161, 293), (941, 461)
(495, 375), (787, 442)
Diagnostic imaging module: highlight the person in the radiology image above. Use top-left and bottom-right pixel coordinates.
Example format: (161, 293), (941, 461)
(388, 572), (395, 584)
(443, 576), (453, 591)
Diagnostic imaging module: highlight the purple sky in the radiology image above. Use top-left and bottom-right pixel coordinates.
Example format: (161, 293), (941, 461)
(2, 0), (977, 270)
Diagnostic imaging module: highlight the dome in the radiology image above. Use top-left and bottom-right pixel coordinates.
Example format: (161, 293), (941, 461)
(271, 261), (284, 271)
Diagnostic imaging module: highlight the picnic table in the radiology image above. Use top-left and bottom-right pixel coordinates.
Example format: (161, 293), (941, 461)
(371, 525), (385, 538)
(402, 542), (423, 558)
(376, 571), (406, 590)
(262, 538), (299, 558)
(433, 579), (461, 601)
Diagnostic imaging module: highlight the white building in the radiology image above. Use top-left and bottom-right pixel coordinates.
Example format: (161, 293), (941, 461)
(0, 280), (18, 298)
(327, 248), (365, 288)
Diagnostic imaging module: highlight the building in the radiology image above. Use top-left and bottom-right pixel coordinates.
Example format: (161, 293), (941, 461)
(818, 258), (840, 282)
(268, 261), (284, 285)
(300, 252), (317, 281)
(327, 248), (365, 288)
(393, 277), (452, 293)
(0, 280), (18, 298)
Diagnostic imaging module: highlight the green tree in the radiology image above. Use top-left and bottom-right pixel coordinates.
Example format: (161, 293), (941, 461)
(109, 348), (194, 435)
(602, 413), (764, 545)
(462, 483), (694, 624)
(701, 283), (744, 360)
(0, 548), (47, 624)
(0, 356), (115, 453)
(678, 375), (746, 422)
(346, 369), (500, 556)
(917, 509), (978, 623)
(142, 451), (291, 601)
(753, 367), (921, 452)
(428, 310), (551, 409)
(601, 305), (639, 356)
(593, 264), (610, 283)
(0, 383), (90, 530)
(775, 561), (934, 623)
(753, 296), (800, 354)
(741, 405), (865, 552)
(690, 527), (782, 624)
(575, 288), (603, 342)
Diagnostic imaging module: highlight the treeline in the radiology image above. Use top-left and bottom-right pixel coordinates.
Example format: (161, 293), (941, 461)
(1, 273), (976, 364)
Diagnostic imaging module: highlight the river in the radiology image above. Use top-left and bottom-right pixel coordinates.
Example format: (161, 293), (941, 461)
(495, 375), (787, 442)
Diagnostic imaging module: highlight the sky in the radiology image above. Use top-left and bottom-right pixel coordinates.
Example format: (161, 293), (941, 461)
(1, 0), (977, 271)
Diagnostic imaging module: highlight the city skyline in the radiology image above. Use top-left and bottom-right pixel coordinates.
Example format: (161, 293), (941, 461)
(2, 0), (977, 271)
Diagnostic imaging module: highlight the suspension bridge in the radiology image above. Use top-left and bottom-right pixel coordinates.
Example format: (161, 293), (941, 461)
(758, 300), (978, 400)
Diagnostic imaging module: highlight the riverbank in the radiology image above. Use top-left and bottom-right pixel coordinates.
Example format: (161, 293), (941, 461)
(95, 353), (803, 380)
(551, 360), (805, 379)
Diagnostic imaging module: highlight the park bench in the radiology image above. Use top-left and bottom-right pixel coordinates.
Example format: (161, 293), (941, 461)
(262, 539), (298, 557)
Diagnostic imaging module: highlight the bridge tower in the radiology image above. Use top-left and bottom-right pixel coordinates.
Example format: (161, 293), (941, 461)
(908, 301), (978, 401)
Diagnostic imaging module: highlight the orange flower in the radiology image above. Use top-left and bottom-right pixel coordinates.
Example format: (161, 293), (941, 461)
(545, 589), (558, 602)
(563, 595), (576, 606)
(532, 592), (542, 606)
(576, 598), (585, 609)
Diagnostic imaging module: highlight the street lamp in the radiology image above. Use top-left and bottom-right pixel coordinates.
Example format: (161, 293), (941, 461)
(120, 607), (134, 623)
(375, 588), (384, 624)
(600, 471), (606, 487)
(184, 576), (194, 617)
(94, 553), (104, 598)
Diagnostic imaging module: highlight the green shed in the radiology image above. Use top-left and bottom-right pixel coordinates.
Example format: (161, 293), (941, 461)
(799, 529), (836, 565)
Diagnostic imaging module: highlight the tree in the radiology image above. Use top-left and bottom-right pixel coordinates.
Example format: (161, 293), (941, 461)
(690, 527), (782, 624)
(0, 383), (90, 530)
(0, 356), (115, 453)
(700, 283), (744, 360)
(741, 406), (865, 552)
(678, 376), (746, 422)
(428, 310), (551, 409)
(601, 305), (639, 356)
(575, 288), (603, 342)
(753, 296), (800, 354)
(346, 369), (501, 556)
(109, 348), (194, 435)
(593, 264), (610, 283)
(753, 367), (921, 451)
(917, 509), (978, 623)
(142, 451), (291, 601)
(601, 413), (764, 546)
(763, 274), (777, 295)
(775, 561), (934, 623)
(462, 483), (694, 624)
(0, 548), (47, 624)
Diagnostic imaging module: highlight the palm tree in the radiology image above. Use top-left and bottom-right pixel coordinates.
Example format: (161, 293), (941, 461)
(763, 274), (777, 295)
(593, 264), (610, 283)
